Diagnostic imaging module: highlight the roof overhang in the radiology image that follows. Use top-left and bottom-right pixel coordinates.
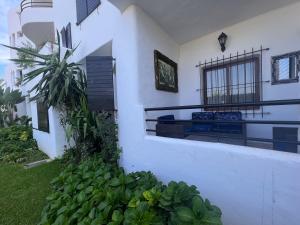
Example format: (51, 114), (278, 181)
(108, 0), (300, 44)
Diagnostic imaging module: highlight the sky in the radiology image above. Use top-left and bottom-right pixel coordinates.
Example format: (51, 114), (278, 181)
(0, 0), (19, 79)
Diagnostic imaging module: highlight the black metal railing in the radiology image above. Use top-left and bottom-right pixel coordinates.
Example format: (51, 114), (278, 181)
(21, 0), (53, 12)
(145, 99), (300, 153)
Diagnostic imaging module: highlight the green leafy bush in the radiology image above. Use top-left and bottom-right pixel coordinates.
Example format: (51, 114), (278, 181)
(0, 125), (47, 163)
(0, 83), (25, 127)
(40, 158), (222, 225)
(64, 98), (119, 163)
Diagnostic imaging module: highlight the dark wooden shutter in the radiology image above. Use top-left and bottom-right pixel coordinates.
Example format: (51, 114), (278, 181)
(76, 0), (88, 24)
(66, 23), (72, 49)
(86, 56), (114, 111)
(60, 27), (67, 47)
(87, 0), (101, 14)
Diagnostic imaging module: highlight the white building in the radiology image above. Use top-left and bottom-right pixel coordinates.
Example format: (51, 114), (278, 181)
(6, 1), (300, 225)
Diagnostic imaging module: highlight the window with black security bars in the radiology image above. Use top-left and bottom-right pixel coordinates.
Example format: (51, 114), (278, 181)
(203, 56), (260, 107)
(197, 47), (270, 116)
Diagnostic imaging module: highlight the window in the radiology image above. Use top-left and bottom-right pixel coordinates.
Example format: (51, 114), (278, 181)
(76, 0), (101, 25)
(203, 56), (260, 108)
(272, 51), (300, 84)
(60, 23), (72, 49)
(37, 102), (49, 133)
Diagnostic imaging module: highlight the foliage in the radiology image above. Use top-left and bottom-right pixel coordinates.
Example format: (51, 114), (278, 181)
(14, 115), (32, 127)
(39, 158), (223, 225)
(0, 125), (47, 164)
(0, 83), (24, 127)
(64, 98), (119, 163)
(15, 41), (39, 69)
(0, 161), (62, 225)
(3, 33), (86, 111)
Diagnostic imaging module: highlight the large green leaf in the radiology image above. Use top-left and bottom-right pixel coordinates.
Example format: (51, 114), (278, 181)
(175, 207), (194, 223)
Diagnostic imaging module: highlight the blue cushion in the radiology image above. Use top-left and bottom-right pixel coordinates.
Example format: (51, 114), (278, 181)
(190, 112), (214, 132)
(214, 112), (242, 121)
(157, 115), (175, 124)
(192, 112), (214, 121)
(213, 112), (243, 134)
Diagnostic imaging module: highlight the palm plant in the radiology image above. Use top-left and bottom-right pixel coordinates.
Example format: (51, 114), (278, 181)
(0, 83), (24, 127)
(2, 32), (86, 111)
(15, 41), (39, 70)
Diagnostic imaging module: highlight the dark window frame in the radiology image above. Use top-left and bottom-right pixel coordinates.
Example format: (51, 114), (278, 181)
(271, 51), (300, 85)
(76, 0), (101, 25)
(60, 27), (67, 47)
(37, 102), (50, 133)
(202, 56), (260, 111)
(60, 23), (72, 49)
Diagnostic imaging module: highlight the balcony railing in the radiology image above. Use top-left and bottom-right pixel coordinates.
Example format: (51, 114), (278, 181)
(145, 99), (300, 154)
(21, 0), (53, 12)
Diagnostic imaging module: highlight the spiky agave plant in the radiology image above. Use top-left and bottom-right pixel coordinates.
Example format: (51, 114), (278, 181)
(2, 31), (86, 111)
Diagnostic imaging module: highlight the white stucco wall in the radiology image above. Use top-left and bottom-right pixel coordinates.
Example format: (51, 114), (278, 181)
(136, 8), (180, 107)
(114, 4), (300, 225)
(53, 0), (121, 63)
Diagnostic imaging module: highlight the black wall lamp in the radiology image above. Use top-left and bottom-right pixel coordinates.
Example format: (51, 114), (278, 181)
(218, 32), (228, 52)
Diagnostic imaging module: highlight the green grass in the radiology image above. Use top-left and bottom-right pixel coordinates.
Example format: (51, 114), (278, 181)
(0, 161), (62, 225)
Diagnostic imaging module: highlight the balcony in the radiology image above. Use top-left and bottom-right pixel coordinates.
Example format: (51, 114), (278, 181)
(145, 47), (300, 154)
(145, 100), (300, 154)
(20, 0), (55, 47)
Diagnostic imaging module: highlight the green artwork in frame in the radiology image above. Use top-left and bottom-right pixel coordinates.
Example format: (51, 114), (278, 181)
(154, 50), (178, 93)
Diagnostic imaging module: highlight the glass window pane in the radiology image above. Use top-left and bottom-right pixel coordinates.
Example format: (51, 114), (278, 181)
(37, 102), (49, 132)
(277, 58), (290, 80)
(204, 58), (258, 106)
(229, 62), (255, 103)
(273, 53), (299, 83)
(205, 68), (227, 104)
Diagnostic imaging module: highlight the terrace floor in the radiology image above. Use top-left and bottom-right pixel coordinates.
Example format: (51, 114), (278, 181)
(186, 134), (274, 150)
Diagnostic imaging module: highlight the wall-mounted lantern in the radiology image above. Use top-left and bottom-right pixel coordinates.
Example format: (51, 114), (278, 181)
(218, 32), (228, 52)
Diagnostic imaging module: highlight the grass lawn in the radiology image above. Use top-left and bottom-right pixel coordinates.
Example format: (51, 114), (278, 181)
(0, 161), (62, 225)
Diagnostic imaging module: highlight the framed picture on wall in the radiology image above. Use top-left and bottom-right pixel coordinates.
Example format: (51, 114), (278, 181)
(154, 50), (178, 93)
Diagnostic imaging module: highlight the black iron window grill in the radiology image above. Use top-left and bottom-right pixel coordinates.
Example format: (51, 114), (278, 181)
(197, 46), (270, 117)
(21, 0), (53, 12)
